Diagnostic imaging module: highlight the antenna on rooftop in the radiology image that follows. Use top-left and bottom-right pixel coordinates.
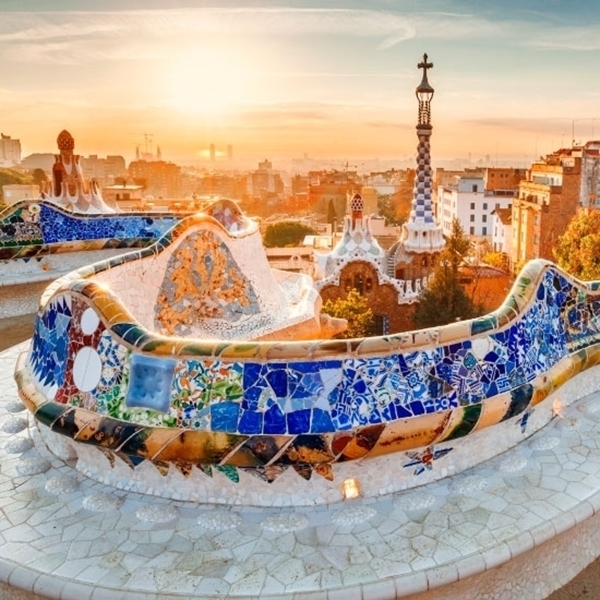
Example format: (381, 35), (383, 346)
(130, 133), (154, 158)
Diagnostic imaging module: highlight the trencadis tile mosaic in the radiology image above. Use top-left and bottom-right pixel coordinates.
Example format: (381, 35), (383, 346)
(16, 201), (600, 486)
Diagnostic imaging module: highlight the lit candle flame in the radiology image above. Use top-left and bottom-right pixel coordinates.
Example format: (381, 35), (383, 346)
(552, 398), (565, 419)
(341, 478), (361, 500)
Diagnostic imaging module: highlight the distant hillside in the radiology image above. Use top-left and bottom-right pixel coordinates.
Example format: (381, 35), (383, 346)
(0, 168), (33, 203)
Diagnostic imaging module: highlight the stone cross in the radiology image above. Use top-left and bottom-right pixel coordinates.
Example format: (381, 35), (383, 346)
(418, 53), (433, 76)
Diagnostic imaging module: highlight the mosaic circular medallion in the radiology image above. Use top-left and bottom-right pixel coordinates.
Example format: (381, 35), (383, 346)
(136, 504), (179, 523)
(45, 475), (80, 494)
(261, 513), (309, 532)
(73, 347), (102, 392)
(82, 492), (123, 512)
(4, 437), (34, 454)
(332, 506), (377, 526)
(80, 307), (100, 335)
(197, 511), (242, 530)
(2, 417), (28, 433)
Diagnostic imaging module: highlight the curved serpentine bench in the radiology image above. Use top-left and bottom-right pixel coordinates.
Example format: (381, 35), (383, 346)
(14, 202), (600, 505)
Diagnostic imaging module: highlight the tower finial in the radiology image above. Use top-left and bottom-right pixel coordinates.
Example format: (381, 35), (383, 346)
(417, 53), (433, 80)
(415, 53), (434, 127)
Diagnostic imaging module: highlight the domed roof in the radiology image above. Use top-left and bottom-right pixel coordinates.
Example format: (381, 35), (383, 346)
(57, 130), (74, 152)
(350, 193), (364, 213)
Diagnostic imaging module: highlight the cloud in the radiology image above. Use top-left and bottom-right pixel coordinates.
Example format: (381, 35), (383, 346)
(459, 117), (572, 134)
(378, 13), (506, 50)
(0, 19), (126, 42)
(0, 8), (414, 41)
(523, 26), (600, 51)
(0, 7), (510, 64)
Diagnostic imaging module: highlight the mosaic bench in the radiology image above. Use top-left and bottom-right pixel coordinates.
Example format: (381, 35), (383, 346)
(0, 199), (183, 260)
(13, 202), (600, 505)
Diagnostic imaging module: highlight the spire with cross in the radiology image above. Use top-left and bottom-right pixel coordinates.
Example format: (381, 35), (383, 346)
(416, 53), (435, 127)
(397, 53), (445, 255)
(418, 53), (433, 79)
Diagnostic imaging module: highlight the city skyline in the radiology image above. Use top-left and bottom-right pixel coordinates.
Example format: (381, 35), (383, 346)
(2, 0), (600, 165)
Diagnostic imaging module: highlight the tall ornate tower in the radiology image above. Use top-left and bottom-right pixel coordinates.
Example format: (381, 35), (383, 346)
(390, 53), (444, 282)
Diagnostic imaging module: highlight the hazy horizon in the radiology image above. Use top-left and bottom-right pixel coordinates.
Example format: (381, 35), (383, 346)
(2, 1), (600, 166)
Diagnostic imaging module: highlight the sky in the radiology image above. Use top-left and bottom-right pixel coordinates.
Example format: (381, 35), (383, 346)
(1, 0), (600, 167)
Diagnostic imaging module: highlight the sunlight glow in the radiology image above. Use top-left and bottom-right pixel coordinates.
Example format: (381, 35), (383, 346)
(162, 46), (252, 118)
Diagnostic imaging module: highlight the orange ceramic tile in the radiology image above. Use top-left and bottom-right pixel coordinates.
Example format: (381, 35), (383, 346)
(368, 413), (453, 458)
(471, 393), (512, 431)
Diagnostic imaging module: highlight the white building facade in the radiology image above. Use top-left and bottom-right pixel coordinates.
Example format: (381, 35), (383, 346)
(437, 175), (514, 240)
(0, 134), (21, 167)
(491, 207), (512, 255)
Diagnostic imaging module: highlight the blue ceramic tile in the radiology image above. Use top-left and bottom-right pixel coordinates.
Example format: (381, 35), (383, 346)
(238, 410), (263, 434)
(287, 409), (311, 434)
(264, 404), (286, 434)
(126, 354), (176, 413)
(210, 402), (241, 433)
(310, 408), (334, 433)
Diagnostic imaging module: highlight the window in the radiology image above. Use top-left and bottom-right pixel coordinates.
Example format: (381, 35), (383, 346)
(483, 203), (488, 210)
(354, 274), (364, 294)
(482, 226), (487, 235)
(470, 202), (475, 210)
(369, 315), (387, 336)
(470, 226), (475, 235)
(472, 184), (478, 192)
(470, 215), (475, 222)
(482, 215), (487, 223)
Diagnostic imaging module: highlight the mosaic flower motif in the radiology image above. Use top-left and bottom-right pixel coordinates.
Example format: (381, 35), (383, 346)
(403, 446), (453, 476)
(171, 359), (243, 429)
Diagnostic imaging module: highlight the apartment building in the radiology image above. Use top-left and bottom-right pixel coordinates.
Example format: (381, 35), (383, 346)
(436, 168), (523, 240)
(0, 134), (21, 167)
(80, 154), (127, 186)
(128, 159), (182, 199)
(511, 151), (581, 267)
(491, 207), (512, 255)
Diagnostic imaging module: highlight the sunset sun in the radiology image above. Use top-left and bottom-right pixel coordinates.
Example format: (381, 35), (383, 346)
(162, 47), (252, 117)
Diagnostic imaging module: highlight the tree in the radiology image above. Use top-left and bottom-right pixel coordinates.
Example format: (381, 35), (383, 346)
(377, 169), (414, 226)
(413, 218), (480, 328)
(263, 221), (318, 248)
(481, 251), (509, 272)
(322, 289), (374, 339)
(327, 199), (336, 231)
(553, 208), (600, 280)
(0, 168), (30, 203)
(31, 168), (48, 186)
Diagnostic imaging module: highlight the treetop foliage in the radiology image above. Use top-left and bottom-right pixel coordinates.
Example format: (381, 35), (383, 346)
(0, 168), (36, 202)
(263, 221), (318, 247)
(322, 289), (374, 339)
(554, 208), (600, 281)
(413, 218), (480, 328)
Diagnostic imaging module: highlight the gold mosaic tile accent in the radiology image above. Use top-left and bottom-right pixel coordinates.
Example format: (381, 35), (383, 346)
(155, 231), (258, 336)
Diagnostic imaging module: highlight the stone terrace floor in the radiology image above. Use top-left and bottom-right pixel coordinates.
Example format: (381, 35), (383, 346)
(1, 342), (600, 599)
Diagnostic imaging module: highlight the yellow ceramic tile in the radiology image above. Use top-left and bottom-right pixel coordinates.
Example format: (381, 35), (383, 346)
(153, 430), (247, 464)
(368, 413), (452, 458)
(472, 393), (512, 431)
(437, 320), (471, 345)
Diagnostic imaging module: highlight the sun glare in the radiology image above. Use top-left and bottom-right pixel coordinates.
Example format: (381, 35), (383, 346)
(163, 46), (252, 118)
